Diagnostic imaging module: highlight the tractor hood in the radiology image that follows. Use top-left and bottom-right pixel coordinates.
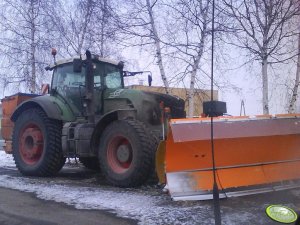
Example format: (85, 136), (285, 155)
(103, 88), (186, 126)
(141, 91), (186, 119)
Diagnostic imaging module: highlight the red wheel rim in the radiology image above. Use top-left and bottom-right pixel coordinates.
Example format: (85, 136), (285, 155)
(107, 135), (133, 174)
(19, 123), (44, 165)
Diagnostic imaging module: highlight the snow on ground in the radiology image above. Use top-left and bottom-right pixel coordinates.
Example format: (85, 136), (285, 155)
(0, 148), (16, 168)
(0, 150), (298, 225)
(0, 151), (213, 225)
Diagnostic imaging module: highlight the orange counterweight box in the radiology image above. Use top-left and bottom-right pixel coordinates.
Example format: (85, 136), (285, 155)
(1, 93), (38, 153)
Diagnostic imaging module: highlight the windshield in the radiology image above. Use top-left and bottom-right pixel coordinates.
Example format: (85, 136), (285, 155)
(51, 62), (123, 92)
(51, 61), (123, 115)
(104, 64), (122, 89)
(51, 64), (85, 91)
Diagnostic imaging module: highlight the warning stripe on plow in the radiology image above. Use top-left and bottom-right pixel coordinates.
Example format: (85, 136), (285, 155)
(164, 115), (300, 201)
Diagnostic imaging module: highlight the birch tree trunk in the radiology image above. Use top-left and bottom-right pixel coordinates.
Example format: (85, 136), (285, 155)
(100, 0), (107, 57)
(30, 28), (36, 93)
(187, 2), (208, 118)
(146, 0), (170, 94)
(30, 0), (36, 93)
(262, 57), (269, 114)
(77, 0), (94, 54)
(187, 40), (205, 117)
(288, 31), (300, 113)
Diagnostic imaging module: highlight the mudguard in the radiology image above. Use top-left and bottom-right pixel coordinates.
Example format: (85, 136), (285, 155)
(90, 109), (137, 154)
(11, 95), (76, 122)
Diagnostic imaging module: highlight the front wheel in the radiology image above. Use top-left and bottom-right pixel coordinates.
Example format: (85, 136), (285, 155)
(12, 108), (64, 176)
(99, 120), (154, 187)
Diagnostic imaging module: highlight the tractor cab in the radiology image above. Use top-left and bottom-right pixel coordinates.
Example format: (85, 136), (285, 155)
(49, 56), (124, 116)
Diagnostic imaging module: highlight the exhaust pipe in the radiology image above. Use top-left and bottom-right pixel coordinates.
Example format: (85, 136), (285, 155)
(85, 50), (95, 124)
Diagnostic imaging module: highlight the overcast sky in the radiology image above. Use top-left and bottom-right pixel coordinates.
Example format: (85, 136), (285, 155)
(0, 50), (294, 117)
(120, 44), (296, 116)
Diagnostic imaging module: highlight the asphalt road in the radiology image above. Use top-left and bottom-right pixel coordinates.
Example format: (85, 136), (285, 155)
(0, 187), (137, 225)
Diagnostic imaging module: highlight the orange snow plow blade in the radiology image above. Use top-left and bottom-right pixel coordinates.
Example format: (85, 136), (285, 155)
(162, 114), (300, 201)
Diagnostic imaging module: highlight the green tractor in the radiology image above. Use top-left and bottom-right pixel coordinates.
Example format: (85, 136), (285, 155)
(9, 50), (185, 187)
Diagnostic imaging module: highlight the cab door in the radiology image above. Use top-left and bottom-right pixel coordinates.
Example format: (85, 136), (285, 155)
(51, 63), (85, 117)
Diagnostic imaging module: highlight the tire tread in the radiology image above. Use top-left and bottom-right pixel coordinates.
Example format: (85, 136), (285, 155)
(12, 108), (64, 176)
(99, 119), (155, 187)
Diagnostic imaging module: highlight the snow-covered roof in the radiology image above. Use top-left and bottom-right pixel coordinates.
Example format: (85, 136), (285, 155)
(49, 54), (120, 69)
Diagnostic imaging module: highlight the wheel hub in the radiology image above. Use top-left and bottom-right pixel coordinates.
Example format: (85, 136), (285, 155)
(25, 136), (34, 149)
(116, 145), (130, 163)
(19, 126), (44, 164)
(107, 136), (133, 174)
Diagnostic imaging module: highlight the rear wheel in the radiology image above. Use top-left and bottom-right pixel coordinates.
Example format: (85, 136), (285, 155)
(79, 157), (100, 170)
(99, 120), (153, 187)
(12, 108), (64, 176)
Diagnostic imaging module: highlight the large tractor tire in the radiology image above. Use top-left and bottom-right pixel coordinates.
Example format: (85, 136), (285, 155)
(98, 120), (154, 187)
(147, 132), (159, 184)
(79, 157), (100, 170)
(12, 108), (65, 176)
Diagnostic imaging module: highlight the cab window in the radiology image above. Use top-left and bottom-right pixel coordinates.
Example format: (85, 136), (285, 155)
(104, 64), (122, 89)
(51, 63), (85, 92)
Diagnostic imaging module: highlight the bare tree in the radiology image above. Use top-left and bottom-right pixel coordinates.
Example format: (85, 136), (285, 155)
(146, 0), (170, 93)
(99, 0), (108, 57)
(46, 0), (96, 56)
(163, 0), (232, 117)
(46, 0), (119, 58)
(117, 0), (170, 93)
(118, 0), (229, 116)
(168, 0), (211, 117)
(93, 0), (121, 57)
(223, 0), (300, 114)
(0, 0), (58, 93)
(288, 23), (300, 113)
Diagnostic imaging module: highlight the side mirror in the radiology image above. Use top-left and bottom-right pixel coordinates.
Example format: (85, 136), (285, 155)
(73, 58), (82, 73)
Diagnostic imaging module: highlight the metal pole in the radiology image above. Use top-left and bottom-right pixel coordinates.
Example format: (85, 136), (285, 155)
(210, 0), (221, 224)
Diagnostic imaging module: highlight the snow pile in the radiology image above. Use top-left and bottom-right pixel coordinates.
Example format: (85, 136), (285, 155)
(0, 149), (15, 168)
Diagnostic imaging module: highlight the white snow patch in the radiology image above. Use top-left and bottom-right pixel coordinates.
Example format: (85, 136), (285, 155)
(0, 174), (212, 225)
(0, 151), (214, 225)
(0, 149), (16, 168)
